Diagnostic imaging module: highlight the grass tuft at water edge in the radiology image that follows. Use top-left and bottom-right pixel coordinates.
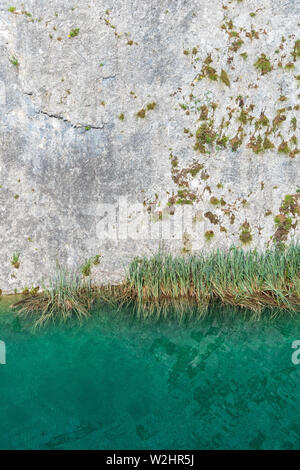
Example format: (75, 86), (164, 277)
(12, 244), (300, 325)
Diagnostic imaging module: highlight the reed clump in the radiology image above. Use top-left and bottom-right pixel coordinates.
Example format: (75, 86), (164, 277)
(13, 268), (95, 327)
(123, 244), (300, 318)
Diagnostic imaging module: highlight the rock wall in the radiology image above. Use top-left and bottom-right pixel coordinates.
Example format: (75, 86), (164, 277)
(0, 0), (299, 293)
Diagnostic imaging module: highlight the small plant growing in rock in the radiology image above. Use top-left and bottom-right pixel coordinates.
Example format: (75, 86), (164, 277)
(254, 54), (272, 75)
(68, 28), (80, 38)
(194, 123), (216, 153)
(278, 141), (290, 154)
(146, 102), (157, 110)
(263, 137), (274, 151)
(136, 109), (146, 118)
(292, 40), (300, 61)
(274, 214), (292, 231)
(93, 254), (101, 265)
(210, 196), (220, 205)
(11, 252), (20, 269)
(22, 286), (39, 296)
(220, 69), (230, 87)
(30, 286), (39, 295)
(239, 222), (253, 244)
(80, 259), (92, 277)
(285, 62), (294, 70)
(10, 55), (19, 66)
(291, 117), (297, 132)
(8, 7), (16, 12)
(240, 52), (248, 60)
(205, 230), (214, 241)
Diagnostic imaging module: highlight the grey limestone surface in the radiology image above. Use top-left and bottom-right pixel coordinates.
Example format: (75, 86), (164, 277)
(0, 0), (299, 292)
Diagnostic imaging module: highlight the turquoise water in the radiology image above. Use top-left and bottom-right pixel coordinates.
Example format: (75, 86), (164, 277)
(0, 300), (300, 450)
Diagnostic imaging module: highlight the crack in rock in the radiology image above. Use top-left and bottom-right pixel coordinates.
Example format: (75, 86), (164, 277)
(38, 109), (104, 130)
(23, 90), (105, 129)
